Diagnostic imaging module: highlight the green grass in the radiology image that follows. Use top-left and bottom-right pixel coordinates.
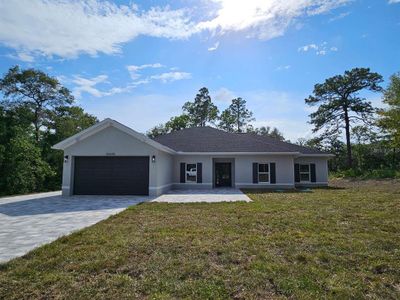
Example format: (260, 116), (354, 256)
(1, 180), (400, 299)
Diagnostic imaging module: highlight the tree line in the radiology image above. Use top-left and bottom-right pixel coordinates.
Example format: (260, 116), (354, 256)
(302, 68), (399, 177)
(0, 66), (97, 196)
(147, 87), (285, 140)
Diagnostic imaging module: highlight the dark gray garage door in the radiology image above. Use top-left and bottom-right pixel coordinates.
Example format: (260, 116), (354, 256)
(73, 156), (149, 195)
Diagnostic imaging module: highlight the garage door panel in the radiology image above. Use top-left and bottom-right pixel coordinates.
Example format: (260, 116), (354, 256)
(73, 156), (149, 195)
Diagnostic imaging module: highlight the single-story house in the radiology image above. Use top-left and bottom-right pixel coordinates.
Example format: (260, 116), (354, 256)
(53, 118), (333, 196)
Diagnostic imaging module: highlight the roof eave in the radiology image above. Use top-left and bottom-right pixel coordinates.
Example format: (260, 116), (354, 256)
(175, 151), (301, 155)
(297, 153), (335, 158)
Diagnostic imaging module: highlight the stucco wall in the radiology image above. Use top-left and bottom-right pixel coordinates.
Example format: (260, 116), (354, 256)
(173, 154), (297, 189)
(173, 155), (213, 188)
(62, 126), (172, 196)
(152, 150), (174, 195)
(294, 156), (329, 185)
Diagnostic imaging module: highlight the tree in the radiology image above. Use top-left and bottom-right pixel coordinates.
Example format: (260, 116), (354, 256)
(378, 73), (400, 149)
(165, 114), (190, 132)
(305, 68), (383, 168)
(351, 125), (378, 170)
(43, 106), (98, 143)
(6, 131), (53, 195)
(41, 106), (98, 189)
(0, 66), (74, 142)
(147, 124), (168, 138)
(183, 87), (218, 126)
(246, 125), (285, 141)
(147, 115), (190, 138)
(0, 123), (53, 196)
(218, 109), (236, 132)
(219, 97), (254, 132)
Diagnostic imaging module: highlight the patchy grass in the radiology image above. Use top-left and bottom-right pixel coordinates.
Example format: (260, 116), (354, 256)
(1, 180), (400, 299)
(331, 168), (400, 180)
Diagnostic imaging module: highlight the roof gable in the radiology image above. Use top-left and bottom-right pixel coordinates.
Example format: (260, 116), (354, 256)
(52, 118), (176, 154)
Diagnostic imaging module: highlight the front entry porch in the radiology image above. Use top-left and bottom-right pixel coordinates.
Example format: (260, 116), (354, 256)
(212, 158), (235, 188)
(152, 188), (251, 203)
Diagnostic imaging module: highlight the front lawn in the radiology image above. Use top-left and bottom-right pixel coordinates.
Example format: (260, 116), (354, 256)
(1, 180), (399, 299)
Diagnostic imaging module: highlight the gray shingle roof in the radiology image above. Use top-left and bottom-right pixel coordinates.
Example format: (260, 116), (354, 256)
(153, 126), (328, 155)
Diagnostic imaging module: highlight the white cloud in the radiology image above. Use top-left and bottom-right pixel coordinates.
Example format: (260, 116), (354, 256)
(150, 72), (191, 83)
(298, 44), (319, 52)
(276, 65), (292, 71)
(197, 0), (351, 40)
(72, 65), (191, 98)
(0, 0), (196, 59)
(0, 0), (352, 60)
(328, 11), (350, 22)
(298, 42), (338, 55)
(389, 0), (400, 4)
(213, 87), (236, 103)
(6, 51), (35, 62)
(72, 74), (134, 98)
(126, 63), (163, 80)
(208, 41), (220, 51)
(73, 75), (110, 98)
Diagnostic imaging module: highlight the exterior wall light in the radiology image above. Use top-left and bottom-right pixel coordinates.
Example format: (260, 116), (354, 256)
(64, 155), (69, 163)
(152, 155), (156, 163)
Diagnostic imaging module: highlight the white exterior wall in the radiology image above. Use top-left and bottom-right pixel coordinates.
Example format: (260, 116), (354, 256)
(152, 150), (174, 195)
(173, 155), (213, 188)
(294, 156), (329, 186)
(172, 154), (297, 189)
(235, 155), (295, 189)
(61, 126), (173, 196)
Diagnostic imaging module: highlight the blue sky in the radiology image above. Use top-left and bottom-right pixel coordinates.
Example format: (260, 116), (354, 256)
(0, 0), (399, 141)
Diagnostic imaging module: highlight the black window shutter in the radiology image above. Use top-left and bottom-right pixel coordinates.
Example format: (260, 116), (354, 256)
(310, 163), (316, 182)
(253, 163), (258, 184)
(197, 163), (202, 183)
(270, 163), (276, 184)
(180, 163), (185, 183)
(294, 163), (300, 183)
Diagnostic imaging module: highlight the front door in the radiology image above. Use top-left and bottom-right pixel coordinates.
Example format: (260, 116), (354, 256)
(215, 163), (232, 187)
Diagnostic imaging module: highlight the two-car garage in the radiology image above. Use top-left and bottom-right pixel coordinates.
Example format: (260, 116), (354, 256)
(73, 156), (149, 195)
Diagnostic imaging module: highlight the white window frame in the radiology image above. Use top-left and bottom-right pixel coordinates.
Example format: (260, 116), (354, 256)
(185, 163), (197, 183)
(299, 163), (311, 183)
(258, 163), (270, 183)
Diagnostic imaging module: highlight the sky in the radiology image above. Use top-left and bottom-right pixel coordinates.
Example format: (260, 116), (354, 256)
(0, 0), (399, 141)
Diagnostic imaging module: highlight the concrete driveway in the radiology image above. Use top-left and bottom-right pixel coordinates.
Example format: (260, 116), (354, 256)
(0, 191), (149, 263)
(152, 188), (252, 203)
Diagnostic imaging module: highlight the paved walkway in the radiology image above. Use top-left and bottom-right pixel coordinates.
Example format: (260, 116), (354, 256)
(0, 189), (250, 263)
(152, 188), (251, 203)
(0, 192), (149, 262)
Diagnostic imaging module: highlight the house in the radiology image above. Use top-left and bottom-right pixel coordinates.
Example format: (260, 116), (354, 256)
(53, 118), (333, 196)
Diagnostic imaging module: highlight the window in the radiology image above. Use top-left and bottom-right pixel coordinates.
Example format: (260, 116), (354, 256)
(258, 163), (269, 183)
(299, 164), (310, 182)
(186, 163), (197, 183)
